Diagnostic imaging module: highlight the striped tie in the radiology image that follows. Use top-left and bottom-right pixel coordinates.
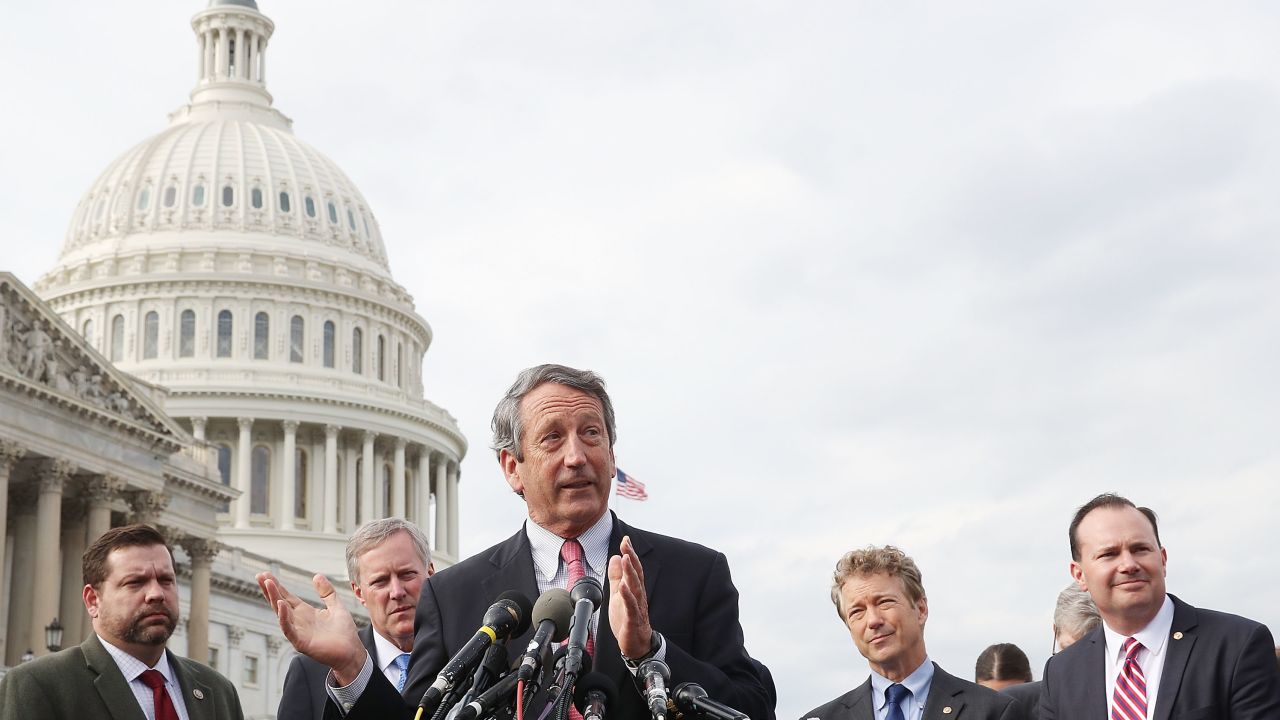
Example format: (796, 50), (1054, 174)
(561, 539), (593, 720)
(1111, 637), (1148, 720)
(394, 652), (411, 693)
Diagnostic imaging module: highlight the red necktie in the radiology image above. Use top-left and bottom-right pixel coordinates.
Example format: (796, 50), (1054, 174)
(1111, 637), (1148, 720)
(561, 539), (593, 720)
(140, 669), (180, 720)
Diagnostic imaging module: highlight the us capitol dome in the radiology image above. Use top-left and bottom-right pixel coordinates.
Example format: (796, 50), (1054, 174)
(34, 0), (466, 577)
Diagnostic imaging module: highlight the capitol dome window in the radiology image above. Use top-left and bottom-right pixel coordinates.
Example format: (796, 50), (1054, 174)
(323, 321), (335, 368)
(251, 187), (264, 209)
(217, 309), (233, 358)
(94, 197), (106, 220)
(163, 185), (177, 208)
(362, 214), (371, 238)
(137, 186), (151, 211)
(347, 209), (356, 231)
(217, 444), (232, 512)
(290, 315), (305, 363)
(295, 448), (308, 520)
(82, 319), (94, 347)
(305, 195), (316, 218)
(254, 312), (270, 360)
(222, 184), (235, 207)
(251, 445), (270, 515)
(143, 311), (159, 359)
(279, 191), (291, 213)
(192, 184), (206, 207)
(396, 342), (404, 388)
(179, 310), (196, 357)
(110, 314), (125, 362)
(327, 201), (338, 224)
(376, 334), (386, 381)
(352, 327), (363, 374)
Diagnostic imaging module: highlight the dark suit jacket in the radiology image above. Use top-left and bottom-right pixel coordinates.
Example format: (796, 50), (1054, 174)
(1040, 595), (1280, 720)
(279, 625), (378, 720)
(343, 512), (775, 720)
(800, 664), (1025, 720)
(1000, 681), (1042, 720)
(0, 634), (243, 720)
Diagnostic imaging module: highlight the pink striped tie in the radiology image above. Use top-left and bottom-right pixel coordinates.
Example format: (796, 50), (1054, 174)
(561, 539), (593, 720)
(1111, 637), (1148, 720)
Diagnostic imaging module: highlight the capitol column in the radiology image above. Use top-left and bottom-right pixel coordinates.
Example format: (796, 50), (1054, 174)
(360, 432), (376, 524)
(280, 420), (298, 530)
(0, 440), (27, 596)
(58, 499), (88, 647)
(433, 454), (448, 559)
(85, 474), (125, 545)
(416, 449), (431, 535)
(236, 418), (253, 528)
(234, 28), (246, 79)
(447, 463), (460, 558)
(181, 537), (220, 664)
(343, 437), (358, 531)
(4, 483), (37, 666)
(323, 425), (339, 533)
(31, 458), (75, 657)
(191, 416), (207, 441)
(392, 439), (406, 518)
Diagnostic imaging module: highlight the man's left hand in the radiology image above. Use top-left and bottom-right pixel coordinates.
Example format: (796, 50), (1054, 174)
(607, 535), (653, 659)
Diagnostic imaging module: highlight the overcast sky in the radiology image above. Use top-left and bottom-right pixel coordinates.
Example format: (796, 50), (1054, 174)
(4, 1), (1280, 717)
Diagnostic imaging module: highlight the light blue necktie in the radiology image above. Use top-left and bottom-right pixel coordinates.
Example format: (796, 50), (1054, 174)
(885, 683), (909, 720)
(394, 653), (411, 693)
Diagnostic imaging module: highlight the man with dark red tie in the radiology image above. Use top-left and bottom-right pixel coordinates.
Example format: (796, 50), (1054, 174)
(258, 364), (774, 720)
(0, 524), (244, 720)
(1040, 493), (1280, 720)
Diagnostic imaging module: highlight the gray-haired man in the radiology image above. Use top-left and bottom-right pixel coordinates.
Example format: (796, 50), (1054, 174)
(276, 518), (433, 720)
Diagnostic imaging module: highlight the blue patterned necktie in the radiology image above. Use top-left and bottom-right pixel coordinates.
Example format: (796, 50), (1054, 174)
(394, 652), (411, 693)
(885, 683), (910, 720)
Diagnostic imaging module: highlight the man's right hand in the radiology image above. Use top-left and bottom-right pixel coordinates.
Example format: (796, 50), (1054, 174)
(256, 571), (367, 685)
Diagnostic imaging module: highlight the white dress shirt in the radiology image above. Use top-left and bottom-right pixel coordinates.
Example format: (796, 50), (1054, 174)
(97, 636), (192, 720)
(370, 629), (411, 690)
(1103, 595), (1175, 720)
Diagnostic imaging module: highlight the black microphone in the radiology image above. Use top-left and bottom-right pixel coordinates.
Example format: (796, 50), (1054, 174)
(573, 672), (618, 720)
(457, 641), (510, 709)
(517, 588), (573, 684)
(671, 683), (749, 720)
(637, 659), (671, 720)
(416, 591), (533, 718)
(452, 668), (521, 720)
(563, 576), (603, 678)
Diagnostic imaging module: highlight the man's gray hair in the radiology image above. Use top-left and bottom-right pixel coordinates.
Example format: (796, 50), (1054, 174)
(345, 518), (432, 585)
(1053, 583), (1101, 642)
(490, 364), (617, 462)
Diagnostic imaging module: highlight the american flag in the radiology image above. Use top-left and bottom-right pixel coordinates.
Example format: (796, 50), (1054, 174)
(615, 469), (648, 501)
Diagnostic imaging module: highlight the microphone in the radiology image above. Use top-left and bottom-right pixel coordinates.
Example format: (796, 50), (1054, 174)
(637, 659), (671, 720)
(573, 672), (618, 720)
(416, 591), (533, 718)
(517, 588), (573, 684)
(457, 641), (511, 709)
(563, 577), (603, 678)
(671, 683), (750, 720)
(452, 668), (521, 720)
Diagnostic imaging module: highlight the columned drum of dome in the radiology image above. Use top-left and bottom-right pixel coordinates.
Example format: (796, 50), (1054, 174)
(34, 0), (466, 577)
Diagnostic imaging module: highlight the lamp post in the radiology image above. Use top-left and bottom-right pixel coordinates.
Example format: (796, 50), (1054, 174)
(45, 617), (64, 653)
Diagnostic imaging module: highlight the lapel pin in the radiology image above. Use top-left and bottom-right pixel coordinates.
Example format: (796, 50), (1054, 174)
(193, 689), (205, 700)
(943, 708), (953, 714)
(1172, 631), (1184, 640)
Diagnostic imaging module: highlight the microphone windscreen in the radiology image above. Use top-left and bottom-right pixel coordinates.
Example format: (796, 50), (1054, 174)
(496, 590), (534, 636)
(570, 576), (603, 607)
(532, 588), (575, 643)
(573, 672), (618, 713)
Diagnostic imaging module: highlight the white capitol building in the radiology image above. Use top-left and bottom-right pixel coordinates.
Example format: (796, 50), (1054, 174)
(1, 0), (466, 716)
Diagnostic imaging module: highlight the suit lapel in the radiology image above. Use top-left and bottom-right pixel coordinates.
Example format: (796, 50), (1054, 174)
(844, 679), (875, 720)
(80, 635), (150, 720)
(923, 664), (966, 720)
(170, 653), (216, 720)
(1080, 627), (1109, 718)
(1153, 596), (1197, 720)
(481, 528), (541, 650)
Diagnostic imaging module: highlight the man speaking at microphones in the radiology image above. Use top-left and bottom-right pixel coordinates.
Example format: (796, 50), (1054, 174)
(260, 364), (774, 720)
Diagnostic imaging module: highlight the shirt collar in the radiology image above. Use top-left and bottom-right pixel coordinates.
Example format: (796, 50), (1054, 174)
(370, 627), (409, 672)
(1103, 594), (1175, 660)
(97, 634), (178, 685)
(526, 510), (614, 580)
(868, 657), (934, 712)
